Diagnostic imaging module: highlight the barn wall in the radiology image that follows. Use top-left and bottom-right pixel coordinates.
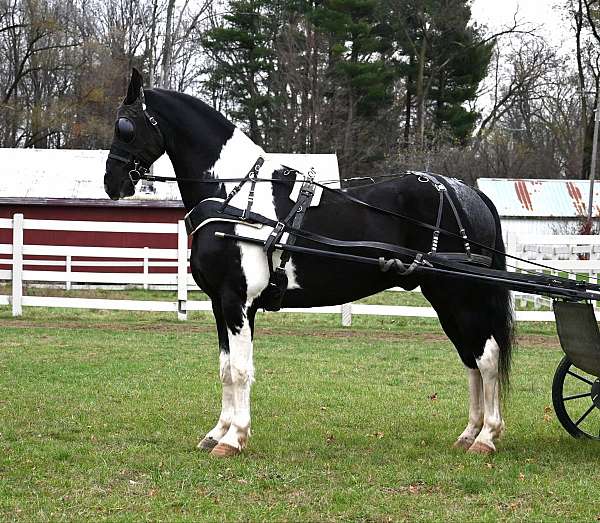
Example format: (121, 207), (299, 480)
(500, 218), (596, 237)
(0, 201), (188, 274)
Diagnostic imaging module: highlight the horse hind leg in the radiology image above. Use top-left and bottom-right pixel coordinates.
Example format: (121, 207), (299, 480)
(453, 367), (483, 450)
(421, 284), (510, 454)
(468, 336), (505, 454)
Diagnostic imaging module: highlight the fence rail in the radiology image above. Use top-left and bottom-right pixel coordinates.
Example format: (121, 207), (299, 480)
(2, 214), (600, 323)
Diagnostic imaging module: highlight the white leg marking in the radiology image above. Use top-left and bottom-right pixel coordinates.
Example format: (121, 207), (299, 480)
(203, 351), (234, 443)
(218, 307), (254, 450)
(471, 336), (504, 452)
(455, 368), (483, 448)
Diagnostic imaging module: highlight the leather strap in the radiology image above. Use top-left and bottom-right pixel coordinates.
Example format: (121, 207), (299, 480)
(187, 198), (492, 267)
(219, 156), (265, 213)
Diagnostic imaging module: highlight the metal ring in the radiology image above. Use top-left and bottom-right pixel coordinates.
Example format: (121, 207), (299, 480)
(128, 168), (141, 185)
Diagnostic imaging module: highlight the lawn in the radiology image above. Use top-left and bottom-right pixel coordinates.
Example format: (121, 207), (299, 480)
(1, 302), (600, 521)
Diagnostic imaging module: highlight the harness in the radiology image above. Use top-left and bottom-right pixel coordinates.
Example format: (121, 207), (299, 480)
(416, 172), (472, 260)
(185, 158), (318, 310)
(184, 159), (489, 311)
(107, 88), (165, 186)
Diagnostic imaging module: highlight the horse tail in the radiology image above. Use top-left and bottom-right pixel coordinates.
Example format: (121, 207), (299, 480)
(478, 190), (515, 397)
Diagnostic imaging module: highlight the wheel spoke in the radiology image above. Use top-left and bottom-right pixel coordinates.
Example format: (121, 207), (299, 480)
(575, 404), (596, 427)
(566, 370), (594, 386)
(563, 392), (592, 401)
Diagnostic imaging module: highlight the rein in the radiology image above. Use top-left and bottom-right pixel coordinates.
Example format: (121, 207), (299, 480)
(122, 143), (575, 278)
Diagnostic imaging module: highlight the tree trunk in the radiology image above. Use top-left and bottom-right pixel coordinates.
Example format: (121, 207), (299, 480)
(403, 71), (413, 147)
(414, 34), (427, 149)
(160, 0), (175, 89)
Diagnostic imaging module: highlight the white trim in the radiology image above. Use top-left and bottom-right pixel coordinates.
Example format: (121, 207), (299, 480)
(22, 296), (179, 312)
(23, 218), (177, 234)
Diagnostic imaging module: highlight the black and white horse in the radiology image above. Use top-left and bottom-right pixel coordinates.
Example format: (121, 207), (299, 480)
(104, 70), (513, 457)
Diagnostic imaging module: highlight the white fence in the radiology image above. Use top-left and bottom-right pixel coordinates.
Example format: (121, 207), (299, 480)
(0, 214), (428, 324)
(2, 214), (600, 323)
(506, 232), (600, 316)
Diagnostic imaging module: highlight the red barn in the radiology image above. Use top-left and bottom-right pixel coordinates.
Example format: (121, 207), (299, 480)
(0, 148), (184, 251)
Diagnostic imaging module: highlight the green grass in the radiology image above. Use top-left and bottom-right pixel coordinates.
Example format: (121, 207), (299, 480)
(1, 304), (600, 521)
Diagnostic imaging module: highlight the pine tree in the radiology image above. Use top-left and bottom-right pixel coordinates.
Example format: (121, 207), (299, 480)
(202, 0), (279, 146)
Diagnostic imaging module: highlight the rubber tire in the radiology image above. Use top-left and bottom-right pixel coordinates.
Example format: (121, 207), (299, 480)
(552, 355), (600, 440)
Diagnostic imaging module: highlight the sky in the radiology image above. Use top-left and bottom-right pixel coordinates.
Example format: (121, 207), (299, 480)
(470, 0), (569, 47)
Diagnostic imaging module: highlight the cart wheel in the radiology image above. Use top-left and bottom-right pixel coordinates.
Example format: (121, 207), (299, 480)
(552, 356), (600, 440)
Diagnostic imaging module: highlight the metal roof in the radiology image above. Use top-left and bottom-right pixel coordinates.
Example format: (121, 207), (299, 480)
(0, 148), (339, 202)
(476, 178), (600, 218)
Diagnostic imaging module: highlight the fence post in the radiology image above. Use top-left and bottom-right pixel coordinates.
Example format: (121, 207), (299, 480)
(143, 247), (149, 290)
(341, 302), (352, 327)
(591, 272), (598, 310)
(506, 231), (517, 272)
(65, 255), (72, 291)
(12, 213), (23, 317)
(177, 220), (188, 321)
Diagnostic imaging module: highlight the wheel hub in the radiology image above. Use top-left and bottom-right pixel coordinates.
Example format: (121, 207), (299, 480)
(592, 379), (600, 409)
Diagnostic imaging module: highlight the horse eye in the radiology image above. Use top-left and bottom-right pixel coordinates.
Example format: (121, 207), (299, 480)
(115, 117), (135, 143)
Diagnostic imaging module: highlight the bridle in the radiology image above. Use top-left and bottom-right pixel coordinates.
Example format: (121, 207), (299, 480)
(107, 88), (165, 187)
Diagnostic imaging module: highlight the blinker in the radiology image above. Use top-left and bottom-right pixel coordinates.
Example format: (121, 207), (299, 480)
(115, 117), (135, 143)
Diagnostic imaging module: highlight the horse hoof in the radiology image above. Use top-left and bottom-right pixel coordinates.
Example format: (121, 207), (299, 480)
(467, 441), (495, 454)
(198, 437), (218, 451)
(210, 442), (241, 457)
(453, 438), (474, 450)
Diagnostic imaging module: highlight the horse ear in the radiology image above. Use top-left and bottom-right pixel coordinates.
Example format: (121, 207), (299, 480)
(124, 68), (144, 105)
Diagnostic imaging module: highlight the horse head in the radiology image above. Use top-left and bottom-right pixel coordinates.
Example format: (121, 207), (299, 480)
(104, 68), (165, 200)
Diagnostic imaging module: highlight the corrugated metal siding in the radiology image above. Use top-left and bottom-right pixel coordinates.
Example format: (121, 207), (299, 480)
(477, 178), (600, 218)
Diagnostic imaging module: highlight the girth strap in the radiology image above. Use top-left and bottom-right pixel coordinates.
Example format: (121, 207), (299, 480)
(262, 177), (317, 310)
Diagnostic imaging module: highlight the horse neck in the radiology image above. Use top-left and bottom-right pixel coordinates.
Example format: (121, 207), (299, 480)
(148, 90), (265, 210)
(211, 128), (265, 182)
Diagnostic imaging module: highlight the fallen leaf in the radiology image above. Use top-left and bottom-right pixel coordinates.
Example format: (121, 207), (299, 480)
(518, 473), (525, 481)
(486, 462), (494, 469)
(429, 393), (438, 401)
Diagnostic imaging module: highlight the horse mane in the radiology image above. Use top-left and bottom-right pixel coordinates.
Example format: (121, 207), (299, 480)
(145, 88), (236, 145)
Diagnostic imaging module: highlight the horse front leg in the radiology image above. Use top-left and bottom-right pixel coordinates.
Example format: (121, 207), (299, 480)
(454, 368), (483, 450)
(198, 299), (234, 451)
(210, 301), (255, 457)
(468, 337), (505, 454)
